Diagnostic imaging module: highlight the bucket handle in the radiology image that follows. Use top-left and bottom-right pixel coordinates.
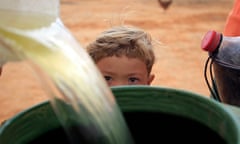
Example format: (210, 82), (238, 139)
(204, 54), (221, 101)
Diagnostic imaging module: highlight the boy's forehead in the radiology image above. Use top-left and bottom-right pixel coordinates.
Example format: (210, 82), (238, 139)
(96, 56), (148, 74)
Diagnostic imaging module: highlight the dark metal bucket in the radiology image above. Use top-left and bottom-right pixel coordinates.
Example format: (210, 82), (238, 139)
(213, 58), (240, 106)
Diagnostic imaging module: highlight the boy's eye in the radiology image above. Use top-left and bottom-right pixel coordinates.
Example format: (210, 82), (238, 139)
(128, 77), (140, 84)
(104, 76), (112, 81)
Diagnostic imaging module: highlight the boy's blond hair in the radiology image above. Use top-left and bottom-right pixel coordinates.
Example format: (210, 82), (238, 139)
(86, 25), (155, 74)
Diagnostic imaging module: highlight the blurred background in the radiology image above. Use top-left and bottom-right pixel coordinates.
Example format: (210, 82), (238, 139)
(0, 0), (234, 123)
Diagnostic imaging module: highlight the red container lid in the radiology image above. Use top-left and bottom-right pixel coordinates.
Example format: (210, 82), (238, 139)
(201, 30), (221, 52)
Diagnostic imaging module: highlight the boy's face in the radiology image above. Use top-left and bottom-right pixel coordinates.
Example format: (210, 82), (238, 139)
(96, 56), (155, 86)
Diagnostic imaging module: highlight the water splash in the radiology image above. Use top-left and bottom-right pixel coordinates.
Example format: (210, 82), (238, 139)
(0, 7), (133, 144)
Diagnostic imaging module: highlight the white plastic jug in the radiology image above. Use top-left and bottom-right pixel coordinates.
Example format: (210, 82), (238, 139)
(0, 0), (59, 65)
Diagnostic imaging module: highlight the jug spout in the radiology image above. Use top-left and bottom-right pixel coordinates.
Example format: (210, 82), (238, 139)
(0, 0), (60, 66)
(0, 0), (59, 16)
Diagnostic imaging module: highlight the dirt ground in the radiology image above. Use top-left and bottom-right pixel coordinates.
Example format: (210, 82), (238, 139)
(0, 0), (234, 123)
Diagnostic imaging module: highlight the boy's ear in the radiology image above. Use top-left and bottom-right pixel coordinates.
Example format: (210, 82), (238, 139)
(148, 74), (155, 85)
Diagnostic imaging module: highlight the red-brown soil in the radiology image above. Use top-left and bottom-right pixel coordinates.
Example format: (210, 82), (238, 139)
(0, 0), (233, 123)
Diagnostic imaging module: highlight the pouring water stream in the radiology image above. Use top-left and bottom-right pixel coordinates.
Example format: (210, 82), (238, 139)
(0, 0), (133, 143)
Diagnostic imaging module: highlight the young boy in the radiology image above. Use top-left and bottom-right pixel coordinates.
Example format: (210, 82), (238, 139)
(86, 25), (156, 86)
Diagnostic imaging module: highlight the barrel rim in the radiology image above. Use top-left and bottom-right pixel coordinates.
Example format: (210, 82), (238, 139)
(1, 86), (240, 144)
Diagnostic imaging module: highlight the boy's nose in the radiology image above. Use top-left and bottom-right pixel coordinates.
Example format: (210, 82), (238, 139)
(110, 80), (128, 87)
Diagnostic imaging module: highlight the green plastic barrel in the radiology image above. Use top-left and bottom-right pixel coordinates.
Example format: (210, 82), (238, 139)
(1, 86), (240, 144)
